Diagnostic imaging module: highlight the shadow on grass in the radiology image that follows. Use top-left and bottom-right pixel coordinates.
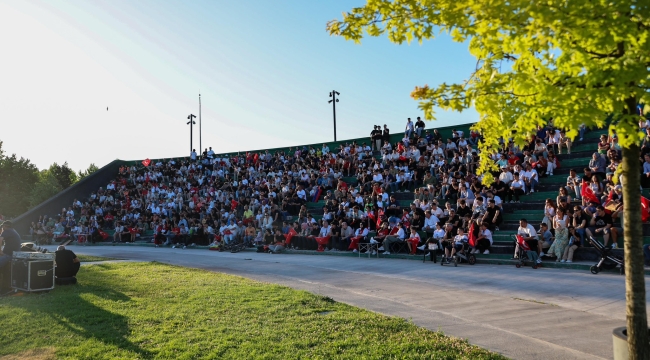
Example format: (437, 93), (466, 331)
(13, 279), (152, 358)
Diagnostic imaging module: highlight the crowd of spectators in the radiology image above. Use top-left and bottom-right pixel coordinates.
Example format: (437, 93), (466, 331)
(24, 117), (647, 263)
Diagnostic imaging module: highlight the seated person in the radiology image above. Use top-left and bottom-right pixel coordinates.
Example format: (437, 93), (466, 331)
(538, 222), (554, 251)
(54, 245), (80, 279)
(444, 227), (468, 262)
(585, 206), (620, 248)
(514, 219), (543, 264)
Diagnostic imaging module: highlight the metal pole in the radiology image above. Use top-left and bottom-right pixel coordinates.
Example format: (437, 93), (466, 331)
(190, 119), (193, 154)
(332, 91), (337, 141)
(199, 93), (202, 154)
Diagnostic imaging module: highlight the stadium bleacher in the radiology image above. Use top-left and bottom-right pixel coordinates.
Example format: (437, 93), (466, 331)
(18, 120), (649, 272)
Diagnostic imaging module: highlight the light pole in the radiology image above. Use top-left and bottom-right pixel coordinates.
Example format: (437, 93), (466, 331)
(328, 90), (340, 141)
(187, 114), (196, 155)
(199, 93), (202, 154)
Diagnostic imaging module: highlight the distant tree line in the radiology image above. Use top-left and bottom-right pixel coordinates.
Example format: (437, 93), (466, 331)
(0, 141), (99, 218)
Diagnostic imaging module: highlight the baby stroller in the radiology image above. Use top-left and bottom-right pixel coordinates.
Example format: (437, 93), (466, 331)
(512, 234), (539, 269)
(441, 242), (476, 267)
(588, 236), (624, 275)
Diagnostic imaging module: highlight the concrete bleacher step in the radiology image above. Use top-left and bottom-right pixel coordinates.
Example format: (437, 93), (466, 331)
(557, 157), (592, 167)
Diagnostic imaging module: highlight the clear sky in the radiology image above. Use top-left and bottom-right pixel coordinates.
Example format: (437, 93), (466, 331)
(0, 0), (478, 172)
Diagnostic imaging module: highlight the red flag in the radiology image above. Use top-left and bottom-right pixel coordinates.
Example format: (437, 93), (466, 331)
(468, 222), (477, 247)
(642, 197), (650, 222)
(231, 199), (238, 211)
(142, 158), (151, 167)
(98, 229), (109, 240)
(581, 180), (600, 204)
(376, 209), (384, 229)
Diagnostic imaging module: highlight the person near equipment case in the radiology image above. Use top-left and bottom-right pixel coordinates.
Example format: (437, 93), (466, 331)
(0, 221), (21, 272)
(55, 245), (80, 279)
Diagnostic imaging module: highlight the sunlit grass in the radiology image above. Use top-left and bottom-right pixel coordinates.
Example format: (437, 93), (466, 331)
(0, 262), (506, 359)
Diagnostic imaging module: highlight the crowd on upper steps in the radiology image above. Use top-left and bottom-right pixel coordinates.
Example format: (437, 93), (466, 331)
(25, 115), (650, 264)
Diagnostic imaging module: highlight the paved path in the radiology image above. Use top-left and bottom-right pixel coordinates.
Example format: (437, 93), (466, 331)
(59, 245), (643, 359)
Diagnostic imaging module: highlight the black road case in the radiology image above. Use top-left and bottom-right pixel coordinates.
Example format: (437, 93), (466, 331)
(11, 258), (55, 292)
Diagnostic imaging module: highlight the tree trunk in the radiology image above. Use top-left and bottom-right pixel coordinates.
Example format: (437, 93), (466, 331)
(622, 143), (649, 359)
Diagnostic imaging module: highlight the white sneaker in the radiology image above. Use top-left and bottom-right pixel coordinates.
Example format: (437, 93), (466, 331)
(383, 251), (391, 255)
(483, 250), (490, 254)
(183, 246), (187, 249)
(536, 259), (542, 264)
(560, 259), (566, 263)
(425, 252), (430, 256)
(353, 249), (358, 253)
(371, 250), (377, 255)
(370, 239), (378, 244)
(417, 245), (425, 251)
(549, 172), (553, 176)
(530, 189), (534, 193)
(378, 246), (384, 251)
(579, 138), (583, 141)
(172, 246), (176, 249)
(539, 251), (545, 257)
(470, 249), (476, 254)
(566, 260), (572, 263)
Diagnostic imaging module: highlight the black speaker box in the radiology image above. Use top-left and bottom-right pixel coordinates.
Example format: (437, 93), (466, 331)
(11, 259), (55, 292)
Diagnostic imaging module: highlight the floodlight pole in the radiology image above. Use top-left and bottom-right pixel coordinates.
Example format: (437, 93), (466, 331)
(328, 91), (340, 141)
(187, 114), (196, 155)
(199, 93), (202, 155)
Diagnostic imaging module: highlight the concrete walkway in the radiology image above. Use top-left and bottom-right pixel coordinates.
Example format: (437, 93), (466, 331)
(58, 245), (643, 359)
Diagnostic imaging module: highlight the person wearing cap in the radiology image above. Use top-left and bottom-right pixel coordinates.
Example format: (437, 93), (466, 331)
(498, 165), (513, 185)
(0, 221), (21, 279)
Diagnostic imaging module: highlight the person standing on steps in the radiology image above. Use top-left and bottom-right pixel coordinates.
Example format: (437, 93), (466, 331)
(405, 118), (414, 139)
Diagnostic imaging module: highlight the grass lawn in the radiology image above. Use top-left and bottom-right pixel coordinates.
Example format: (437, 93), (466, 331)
(0, 262), (506, 359)
(76, 254), (117, 262)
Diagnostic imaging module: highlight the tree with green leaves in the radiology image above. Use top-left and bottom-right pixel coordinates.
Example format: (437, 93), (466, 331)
(77, 163), (99, 181)
(328, 1), (650, 357)
(0, 141), (39, 217)
(28, 169), (63, 209)
(48, 162), (78, 190)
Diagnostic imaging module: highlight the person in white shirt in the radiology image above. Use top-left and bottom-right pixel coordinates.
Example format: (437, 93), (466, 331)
(521, 164), (538, 194)
(498, 167), (514, 185)
(372, 171), (383, 183)
(445, 227), (468, 261)
(319, 221), (331, 238)
(509, 173), (526, 203)
(406, 227), (421, 254)
(422, 211), (439, 236)
(472, 222), (493, 254)
(405, 118), (414, 138)
(382, 223), (406, 255)
(487, 190), (502, 207)
(429, 203), (444, 219)
(296, 186), (307, 203)
(515, 218), (543, 263)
